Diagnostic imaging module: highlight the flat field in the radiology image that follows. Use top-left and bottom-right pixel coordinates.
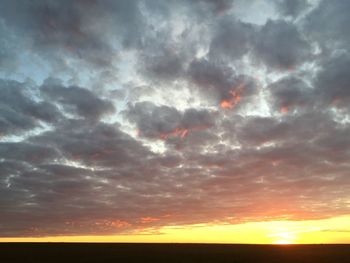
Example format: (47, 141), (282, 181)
(1, 243), (349, 263)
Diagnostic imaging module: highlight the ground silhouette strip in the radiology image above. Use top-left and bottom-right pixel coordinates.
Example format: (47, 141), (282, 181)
(1, 243), (350, 263)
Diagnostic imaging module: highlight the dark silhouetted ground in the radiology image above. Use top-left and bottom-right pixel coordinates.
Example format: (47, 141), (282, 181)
(1, 243), (349, 263)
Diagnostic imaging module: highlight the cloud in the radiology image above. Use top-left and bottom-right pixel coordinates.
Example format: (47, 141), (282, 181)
(188, 58), (257, 106)
(0, 79), (60, 136)
(314, 52), (350, 107)
(303, 0), (350, 51)
(274, 0), (309, 18)
(0, 117), (159, 236)
(41, 79), (115, 121)
(235, 111), (337, 146)
(209, 17), (254, 61)
(198, 0), (234, 14)
(0, 142), (60, 165)
(125, 102), (215, 140)
(269, 76), (314, 113)
(2, 109), (350, 236)
(253, 19), (311, 69)
(30, 119), (152, 168)
(139, 46), (185, 81)
(0, 0), (145, 72)
(188, 58), (236, 97)
(0, 22), (19, 72)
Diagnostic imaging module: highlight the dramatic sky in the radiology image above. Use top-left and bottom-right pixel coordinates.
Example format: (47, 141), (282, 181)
(1, 0), (350, 243)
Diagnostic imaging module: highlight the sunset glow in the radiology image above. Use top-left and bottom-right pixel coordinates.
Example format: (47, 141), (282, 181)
(1, 216), (350, 244)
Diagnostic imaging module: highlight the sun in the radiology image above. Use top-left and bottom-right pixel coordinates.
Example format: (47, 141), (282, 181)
(274, 239), (294, 245)
(268, 229), (297, 245)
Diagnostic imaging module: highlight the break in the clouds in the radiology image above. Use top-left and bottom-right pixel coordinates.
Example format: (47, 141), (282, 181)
(0, 0), (350, 237)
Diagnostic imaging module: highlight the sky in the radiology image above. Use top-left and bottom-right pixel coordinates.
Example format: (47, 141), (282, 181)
(0, 0), (350, 244)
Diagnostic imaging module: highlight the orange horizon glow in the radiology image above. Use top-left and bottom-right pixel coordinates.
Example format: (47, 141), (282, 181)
(1, 215), (349, 244)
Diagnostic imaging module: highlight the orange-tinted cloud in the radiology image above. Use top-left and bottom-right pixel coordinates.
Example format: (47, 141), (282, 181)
(159, 125), (212, 140)
(160, 128), (189, 140)
(220, 83), (244, 109)
(110, 220), (131, 228)
(280, 106), (289, 113)
(141, 217), (161, 224)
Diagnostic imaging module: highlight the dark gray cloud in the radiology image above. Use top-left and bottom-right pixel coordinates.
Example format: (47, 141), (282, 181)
(0, 22), (19, 72)
(188, 58), (257, 106)
(0, 79), (61, 136)
(1, 0), (350, 238)
(269, 76), (314, 112)
(41, 79), (115, 121)
(0, 0), (107, 67)
(125, 102), (215, 140)
(0, 0), (145, 71)
(315, 52), (350, 107)
(0, 142), (60, 165)
(30, 119), (152, 168)
(303, 0), (350, 51)
(274, 0), (309, 18)
(198, 0), (234, 14)
(253, 19), (311, 69)
(209, 17), (254, 61)
(236, 111), (337, 146)
(188, 58), (235, 101)
(139, 46), (185, 81)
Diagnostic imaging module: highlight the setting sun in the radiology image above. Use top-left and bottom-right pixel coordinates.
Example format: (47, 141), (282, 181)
(274, 240), (293, 245)
(270, 233), (296, 245)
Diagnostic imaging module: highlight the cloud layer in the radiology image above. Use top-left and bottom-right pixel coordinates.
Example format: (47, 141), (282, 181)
(1, 0), (350, 237)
